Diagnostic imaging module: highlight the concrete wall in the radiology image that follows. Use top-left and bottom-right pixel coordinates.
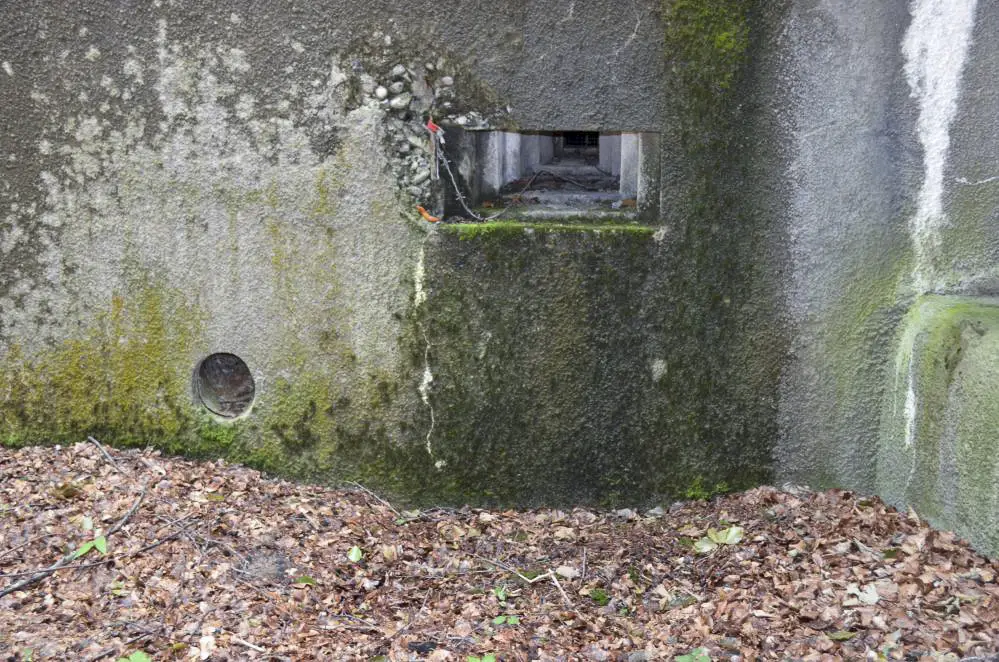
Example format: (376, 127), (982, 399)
(7, 0), (999, 557)
(5, 0), (777, 508)
(774, 0), (915, 493)
(772, 0), (999, 555)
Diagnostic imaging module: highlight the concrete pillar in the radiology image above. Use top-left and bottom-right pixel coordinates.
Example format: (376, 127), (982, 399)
(539, 134), (555, 165)
(502, 131), (521, 186)
(637, 132), (661, 221)
(478, 131), (505, 198)
(521, 134), (542, 174)
(620, 133), (640, 198)
(599, 134), (622, 175)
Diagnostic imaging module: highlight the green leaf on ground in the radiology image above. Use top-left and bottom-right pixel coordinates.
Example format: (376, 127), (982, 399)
(827, 630), (857, 641)
(589, 588), (611, 606)
(116, 652), (152, 662)
(676, 647), (711, 662)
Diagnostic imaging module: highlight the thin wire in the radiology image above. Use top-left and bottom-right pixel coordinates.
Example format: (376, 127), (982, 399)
(434, 136), (508, 222)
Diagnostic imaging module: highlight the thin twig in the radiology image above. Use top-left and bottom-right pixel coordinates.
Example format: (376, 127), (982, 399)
(472, 554), (547, 584)
(581, 547), (587, 582)
(83, 647), (117, 662)
(231, 635), (267, 653)
(136, 455), (166, 475)
(348, 481), (403, 520)
(0, 557), (117, 579)
(88, 436), (123, 473)
(471, 554), (574, 608)
(0, 485), (148, 598)
(83, 631), (154, 662)
(0, 534), (54, 561)
(548, 572), (573, 608)
(129, 531), (182, 557)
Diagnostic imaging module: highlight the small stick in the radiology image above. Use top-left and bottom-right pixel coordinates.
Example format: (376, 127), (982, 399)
(0, 485), (147, 598)
(0, 534), (54, 562)
(137, 456), (166, 475)
(83, 648), (117, 662)
(83, 631), (153, 662)
(472, 554), (574, 608)
(472, 553), (549, 585)
(88, 436), (123, 473)
(673, 577), (704, 602)
(231, 636), (267, 653)
(348, 481), (403, 520)
(581, 547), (587, 582)
(548, 572), (574, 608)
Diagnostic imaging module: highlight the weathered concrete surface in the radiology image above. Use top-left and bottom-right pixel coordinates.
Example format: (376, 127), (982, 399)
(940, 2), (999, 294)
(0, 8), (422, 477)
(417, 224), (774, 505)
(7, 0), (770, 508)
(8, 0), (999, 551)
(879, 296), (999, 554)
(774, 0), (917, 491)
(773, 0), (999, 555)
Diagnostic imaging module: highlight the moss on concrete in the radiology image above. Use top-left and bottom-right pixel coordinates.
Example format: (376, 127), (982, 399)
(408, 226), (769, 507)
(938, 180), (999, 289)
(440, 221), (656, 240)
(649, 0), (784, 501)
(662, 0), (751, 102)
(879, 295), (999, 555)
(797, 240), (912, 490)
(0, 273), (206, 446)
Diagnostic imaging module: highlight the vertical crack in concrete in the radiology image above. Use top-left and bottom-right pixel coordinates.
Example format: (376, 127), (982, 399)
(558, 0), (575, 24)
(419, 329), (441, 469)
(413, 245), (427, 308)
(413, 244), (442, 469)
(902, 0), (978, 293)
(902, 354), (919, 498)
(902, 353), (917, 449)
(613, 9), (644, 59)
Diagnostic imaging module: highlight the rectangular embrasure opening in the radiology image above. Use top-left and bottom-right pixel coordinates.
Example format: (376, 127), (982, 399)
(437, 129), (660, 223)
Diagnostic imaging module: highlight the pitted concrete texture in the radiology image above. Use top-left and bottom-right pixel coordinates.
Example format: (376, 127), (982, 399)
(0, 0), (682, 505)
(0, 1), (424, 467)
(774, 0), (917, 492)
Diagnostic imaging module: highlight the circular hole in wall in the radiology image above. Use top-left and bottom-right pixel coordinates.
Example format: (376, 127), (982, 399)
(195, 353), (255, 418)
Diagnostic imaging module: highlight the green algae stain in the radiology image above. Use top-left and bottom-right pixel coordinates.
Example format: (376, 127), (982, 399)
(662, 0), (751, 104)
(311, 168), (335, 219)
(878, 296), (999, 554)
(0, 275), (206, 446)
(880, 297), (999, 515)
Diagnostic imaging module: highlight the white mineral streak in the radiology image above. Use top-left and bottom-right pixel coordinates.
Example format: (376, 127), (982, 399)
(899, 0), (977, 452)
(902, 0), (978, 293)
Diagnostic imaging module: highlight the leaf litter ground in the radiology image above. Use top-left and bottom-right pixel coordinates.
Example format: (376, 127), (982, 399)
(1, 443), (997, 661)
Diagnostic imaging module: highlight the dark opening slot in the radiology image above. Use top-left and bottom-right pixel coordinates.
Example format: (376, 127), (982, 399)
(563, 131), (599, 148)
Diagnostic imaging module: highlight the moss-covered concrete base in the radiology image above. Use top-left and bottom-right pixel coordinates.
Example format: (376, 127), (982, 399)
(880, 295), (999, 555)
(413, 224), (771, 506)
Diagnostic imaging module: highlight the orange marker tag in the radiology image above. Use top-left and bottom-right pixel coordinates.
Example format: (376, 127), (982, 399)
(416, 206), (440, 223)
